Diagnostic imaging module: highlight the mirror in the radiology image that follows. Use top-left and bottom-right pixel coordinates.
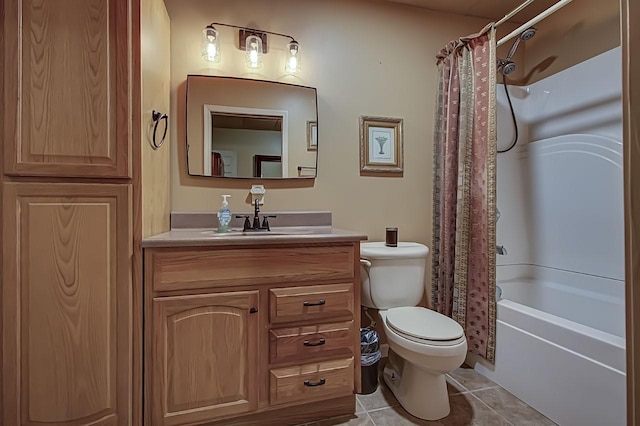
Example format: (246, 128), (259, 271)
(186, 75), (318, 179)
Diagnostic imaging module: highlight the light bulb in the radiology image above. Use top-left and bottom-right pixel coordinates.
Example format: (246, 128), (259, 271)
(201, 26), (220, 63)
(249, 44), (259, 65)
(285, 40), (301, 74)
(245, 35), (263, 69)
(206, 43), (217, 61)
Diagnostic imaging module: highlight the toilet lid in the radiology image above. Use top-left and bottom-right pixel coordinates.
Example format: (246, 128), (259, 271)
(386, 307), (464, 342)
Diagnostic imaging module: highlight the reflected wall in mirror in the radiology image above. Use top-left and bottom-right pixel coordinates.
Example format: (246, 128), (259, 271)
(186, 75), (318, 179)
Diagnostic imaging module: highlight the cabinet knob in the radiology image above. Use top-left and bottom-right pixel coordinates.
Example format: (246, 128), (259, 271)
(249, 307), (258, 314)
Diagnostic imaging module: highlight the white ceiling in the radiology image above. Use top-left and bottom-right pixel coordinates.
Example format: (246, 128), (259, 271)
(381, 0), (561, 23)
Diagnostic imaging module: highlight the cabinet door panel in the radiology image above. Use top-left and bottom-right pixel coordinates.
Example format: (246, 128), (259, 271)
(3, 0), (130, 177)
(152, 291), (259, 426)
(2, 183), (132, 425)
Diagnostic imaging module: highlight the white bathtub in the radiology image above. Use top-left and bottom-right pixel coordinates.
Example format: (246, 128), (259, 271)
(467, 264), (626, 426)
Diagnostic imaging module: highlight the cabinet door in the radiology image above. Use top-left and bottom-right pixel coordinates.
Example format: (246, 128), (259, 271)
(2, 182), (132, 425)
(151, 291), (260, 426)
(3, 0), (131, 178)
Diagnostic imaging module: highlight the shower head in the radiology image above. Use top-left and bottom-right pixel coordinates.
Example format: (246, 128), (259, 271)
(499, 27), (537, 75)
(506, 27), (537, 61)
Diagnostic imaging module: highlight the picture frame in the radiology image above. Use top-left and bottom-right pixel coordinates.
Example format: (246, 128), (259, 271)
(307, 121), (318, 151)
(359, 116), (403, 174)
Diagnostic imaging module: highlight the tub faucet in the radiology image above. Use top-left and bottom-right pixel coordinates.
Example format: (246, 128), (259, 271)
(496, 245), (508, 255)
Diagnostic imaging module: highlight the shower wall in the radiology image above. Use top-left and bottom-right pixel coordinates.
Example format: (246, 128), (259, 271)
(496, 46), (623, 282)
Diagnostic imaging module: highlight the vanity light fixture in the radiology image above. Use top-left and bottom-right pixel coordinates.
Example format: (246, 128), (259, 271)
(245, 34), (263, 69)
(201, 25), (220, 63)
(201, 22), (302, 74)
(284, 40), (301, 74)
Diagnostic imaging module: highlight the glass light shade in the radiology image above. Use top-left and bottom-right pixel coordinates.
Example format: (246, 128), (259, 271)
(245, 35), (263, 69)
(201, 26), (220, 63)
(284, 40), (301, 74)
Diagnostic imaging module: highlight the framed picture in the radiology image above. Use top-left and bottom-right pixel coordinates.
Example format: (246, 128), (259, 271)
(359, 116), (403, 174)
(307, 121), (318, 151)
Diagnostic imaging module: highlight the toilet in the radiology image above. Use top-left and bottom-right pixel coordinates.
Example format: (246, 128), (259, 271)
(360, 241), (467, 421)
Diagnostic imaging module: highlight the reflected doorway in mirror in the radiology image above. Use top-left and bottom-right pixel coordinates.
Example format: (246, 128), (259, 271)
(203, 105), (288, 177)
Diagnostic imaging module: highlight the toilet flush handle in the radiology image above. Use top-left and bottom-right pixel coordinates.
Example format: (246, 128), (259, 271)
(360, 259), (372, 268)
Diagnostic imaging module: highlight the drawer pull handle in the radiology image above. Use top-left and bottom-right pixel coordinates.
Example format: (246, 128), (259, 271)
(303, 299), (326, 307)
(249, 307), (258, 314)
(303, 338), (326, 347)
(304, 378), (326, 387)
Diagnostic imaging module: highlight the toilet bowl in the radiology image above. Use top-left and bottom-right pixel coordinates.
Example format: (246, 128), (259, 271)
(380, 308), (467, 420)
(360, 242), (467, 421)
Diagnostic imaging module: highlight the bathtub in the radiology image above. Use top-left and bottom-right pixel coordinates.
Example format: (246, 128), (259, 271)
(467, 264), (626, 426)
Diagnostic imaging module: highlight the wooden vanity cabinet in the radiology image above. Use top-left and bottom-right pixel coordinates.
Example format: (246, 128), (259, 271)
(144, 242), (362, 426)
(151, 291), (260, 425)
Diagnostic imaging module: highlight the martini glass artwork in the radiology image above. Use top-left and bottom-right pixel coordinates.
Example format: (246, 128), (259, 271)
(374, 136), (388, 154)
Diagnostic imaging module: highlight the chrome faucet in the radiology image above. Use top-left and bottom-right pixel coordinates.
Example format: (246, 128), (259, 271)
(496, 245), (508, 255)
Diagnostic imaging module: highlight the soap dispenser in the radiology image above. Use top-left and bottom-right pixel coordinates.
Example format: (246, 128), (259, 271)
(217, 194), (232, 233)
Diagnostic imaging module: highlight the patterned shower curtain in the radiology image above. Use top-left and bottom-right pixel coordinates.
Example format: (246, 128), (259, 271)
(431, 24), (498, 363)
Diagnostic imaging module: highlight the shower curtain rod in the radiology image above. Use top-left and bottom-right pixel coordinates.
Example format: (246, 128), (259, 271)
(495, 0), (573, 47)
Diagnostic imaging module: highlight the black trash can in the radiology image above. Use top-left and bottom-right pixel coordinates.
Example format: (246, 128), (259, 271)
(359, 328), (382, 395)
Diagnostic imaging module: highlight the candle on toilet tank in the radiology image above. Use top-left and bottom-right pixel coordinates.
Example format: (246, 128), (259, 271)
(385, 227), (398, 247)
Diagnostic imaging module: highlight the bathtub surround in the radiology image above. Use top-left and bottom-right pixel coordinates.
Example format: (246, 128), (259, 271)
(431, 25), (498, 363)
(468, 47), (625, 425)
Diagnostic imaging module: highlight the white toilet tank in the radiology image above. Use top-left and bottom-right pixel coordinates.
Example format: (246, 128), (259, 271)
(360, 242), (430, 309)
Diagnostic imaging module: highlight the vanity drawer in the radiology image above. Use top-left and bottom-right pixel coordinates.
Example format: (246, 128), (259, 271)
(269, 321), (355, 363)
(148, 245), (355, 292)
(269, 358), (354, 405)
(269, 283), (354, 324)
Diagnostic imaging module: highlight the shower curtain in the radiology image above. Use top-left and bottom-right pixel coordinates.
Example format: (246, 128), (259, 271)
(431, 24), (498, 363)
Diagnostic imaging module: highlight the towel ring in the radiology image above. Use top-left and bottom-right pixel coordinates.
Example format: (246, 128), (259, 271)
(151, 110), (168, 149)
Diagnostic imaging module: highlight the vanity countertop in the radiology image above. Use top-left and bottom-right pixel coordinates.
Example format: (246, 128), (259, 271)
(142, 226), (368, 248)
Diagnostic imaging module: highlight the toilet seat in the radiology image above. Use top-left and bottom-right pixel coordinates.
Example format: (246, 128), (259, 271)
(386, 307), (465, 347)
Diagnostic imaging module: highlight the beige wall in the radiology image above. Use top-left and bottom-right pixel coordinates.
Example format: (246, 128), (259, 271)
(520, 0), (620, 84)
(164, 0), (521, 304)
(142, 0), (171, 237)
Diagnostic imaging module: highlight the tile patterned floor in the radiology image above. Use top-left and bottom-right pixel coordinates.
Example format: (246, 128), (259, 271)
(301, 364), (556, 426)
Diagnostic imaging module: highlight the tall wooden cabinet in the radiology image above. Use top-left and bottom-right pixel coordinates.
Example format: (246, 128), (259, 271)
(3, 0), (132, 178)
(0, 0), (169, 423)
(2, 183), (132, 424)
